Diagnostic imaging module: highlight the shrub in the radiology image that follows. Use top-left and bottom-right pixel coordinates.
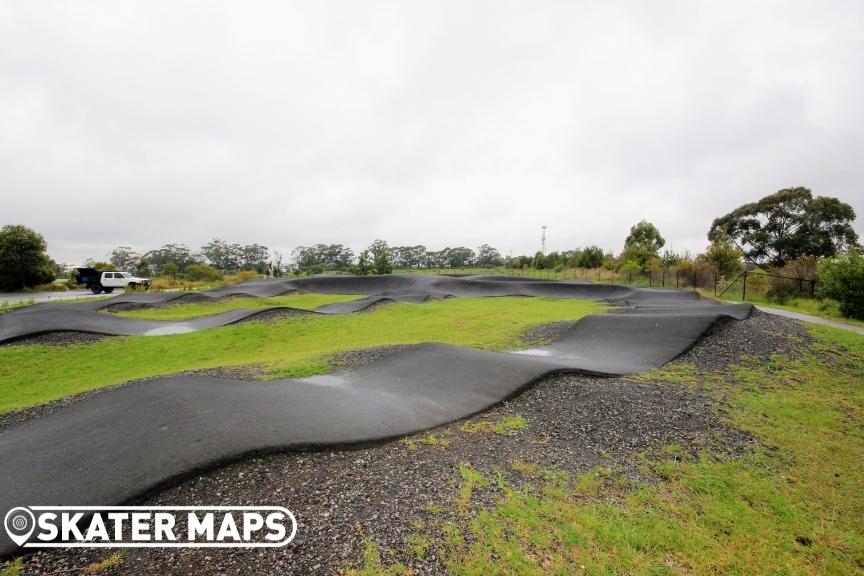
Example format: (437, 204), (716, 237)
(619, 260), (641, 274)
(767, 257), (819, 303)
(818, 250), (864, 319)
(675, 258), (713, 288)
(160, 261), (178, 278)
(234, 270), (260, 281)
(37, 282), (69, 292)
(745, 271), (770, 296)
(0, 224), (57, 291)
(704, 235), (743, 279)
(186, 263), (223, 281)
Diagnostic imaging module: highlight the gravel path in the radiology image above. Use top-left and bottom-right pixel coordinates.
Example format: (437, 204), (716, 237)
(755, 304), (864, 335)
(15, 311), (810, 575)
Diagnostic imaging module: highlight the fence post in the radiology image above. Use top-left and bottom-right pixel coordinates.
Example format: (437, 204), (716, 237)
(742, 270), (747, 301)
(714, 272), (717, 298)
(676, 270), (679, 288)
(649, 271), (652, 287)
(662, 270), (666, 287)
(810, 279), (816, 297)
(629, 271), (632, 284)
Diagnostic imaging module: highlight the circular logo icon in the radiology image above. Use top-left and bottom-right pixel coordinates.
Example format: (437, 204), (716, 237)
(4, 507), (35, 547)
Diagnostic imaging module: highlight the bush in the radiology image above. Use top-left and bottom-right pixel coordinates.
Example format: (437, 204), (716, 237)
(37, 282), (69, 292)
(186, 263), (223, 281)
(0, 224), (57, 291)
(234, 270), (260, 282)
(674, 258), (713, 288)
(704, 235), (743, 279)
(766, 257), (819, 303)
(160, 261), (178, 278)
(818, 250), (864, 319)
(745, 271), (770, 296)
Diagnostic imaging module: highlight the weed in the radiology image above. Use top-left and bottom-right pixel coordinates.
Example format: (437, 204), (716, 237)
(343, 539), (407, 576)
(0, 559), (22, 576)
(82, 553), (124, 574)
(460, 414), (529, 436)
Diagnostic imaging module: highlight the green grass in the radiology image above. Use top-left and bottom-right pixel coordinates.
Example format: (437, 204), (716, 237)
(113, 293), (363, 320)
(0, 558), (22, 576)
(0, 297), (605, 414)
(460, 414), (529, 436)
(350, 325), (864, 575)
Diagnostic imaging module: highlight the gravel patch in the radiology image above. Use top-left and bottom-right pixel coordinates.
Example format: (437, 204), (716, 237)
(14, 311), (801, 576)
(102, 293), (255, 313)
(230, 307), (318, 324)
(3, 331), (110, 347)
(326, 345), (412, 370)
(520, 320), (579, 347)
(674, 308), (812, 372)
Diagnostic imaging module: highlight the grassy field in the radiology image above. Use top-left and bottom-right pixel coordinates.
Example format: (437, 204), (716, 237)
(114, 293), (363, 320)
(349, 324), (864, 575)
(0, 297), (605, 414)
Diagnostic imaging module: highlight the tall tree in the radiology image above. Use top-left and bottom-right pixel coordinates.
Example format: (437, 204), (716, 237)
(475, 244), (504, 267)
(445, 246), (475, 268)
(577, 245), (605, 269)
(201, 238), (242, 271)
(109, 246), (141, 271)
(239, 243), (270, 271)
(621, 220), (665, 268)
(368, 239), (392, 274)
(709, 187), (858, 268)
(291, 244), (354, 271)
(145, 244), (198, 274)
(0, 224), (57, 290)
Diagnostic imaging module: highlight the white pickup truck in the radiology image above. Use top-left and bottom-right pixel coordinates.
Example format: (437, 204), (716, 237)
(76, 268), (151, 294)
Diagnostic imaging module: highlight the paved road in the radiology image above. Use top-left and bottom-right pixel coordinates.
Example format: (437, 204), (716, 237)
(755, 305), (864, 335)
(0, 275), (752, 556)
(0, 289), (115, 306)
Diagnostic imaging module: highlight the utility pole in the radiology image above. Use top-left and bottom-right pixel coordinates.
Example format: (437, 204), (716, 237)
(541, 225), (547, 254)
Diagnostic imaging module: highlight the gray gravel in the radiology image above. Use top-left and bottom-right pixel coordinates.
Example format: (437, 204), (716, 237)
(326, 345), (412, 370)
(4, 330), (110, 347)
(230, 307), (317, 323)
(519, 320), (580, 347)
(674, 308), (812, 371)
(101, 293), (249, 313)
(14, 311), (808, 576)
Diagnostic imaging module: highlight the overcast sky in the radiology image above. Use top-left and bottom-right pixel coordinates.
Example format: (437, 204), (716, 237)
(1, 1), (863, 265)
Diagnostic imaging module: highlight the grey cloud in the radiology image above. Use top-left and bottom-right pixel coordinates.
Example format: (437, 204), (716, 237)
(1, 0), (862, 263)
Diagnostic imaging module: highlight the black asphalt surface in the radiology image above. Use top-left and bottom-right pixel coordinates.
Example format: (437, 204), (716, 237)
(0, 275), (751, 556)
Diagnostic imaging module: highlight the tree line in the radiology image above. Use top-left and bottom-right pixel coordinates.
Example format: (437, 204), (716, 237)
(0, 186), (859, 311)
